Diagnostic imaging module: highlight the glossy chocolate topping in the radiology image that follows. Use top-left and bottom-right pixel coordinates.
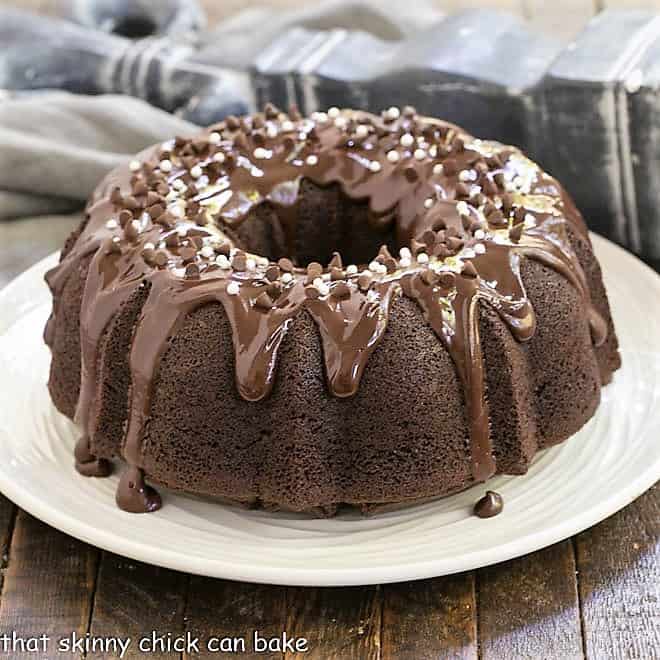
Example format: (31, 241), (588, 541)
(45, 105), (608, 512)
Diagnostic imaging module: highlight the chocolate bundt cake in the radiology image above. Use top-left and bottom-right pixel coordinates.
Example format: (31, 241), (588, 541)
(44, 105), (621, 515)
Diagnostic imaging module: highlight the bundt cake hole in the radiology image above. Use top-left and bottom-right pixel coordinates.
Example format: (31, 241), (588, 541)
(225, 180), (402, 269)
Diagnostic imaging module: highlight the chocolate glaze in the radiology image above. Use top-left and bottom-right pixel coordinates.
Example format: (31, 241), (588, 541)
(474, 490), (504, 518)
(44, 106), (608, 513)
(116, 466), (162, 513)
(74, 435), (112, 478)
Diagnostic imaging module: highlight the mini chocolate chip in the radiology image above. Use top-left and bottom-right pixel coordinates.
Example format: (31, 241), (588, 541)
(461, 260), (478, 278)
(509, 223), (524, 243)
(474, 491), (503, 518)
(184, 263), (200, 280)
(254, 292), (273, 311)
(305, 285), (320, 299)
(331, 282), (351, 300)
(179, 246), (196, 264)
(438, 271), (456, 288)
(265, 265), (280, 281)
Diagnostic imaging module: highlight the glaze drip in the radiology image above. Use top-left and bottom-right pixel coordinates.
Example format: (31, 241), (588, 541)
(44, 106), (608, 512)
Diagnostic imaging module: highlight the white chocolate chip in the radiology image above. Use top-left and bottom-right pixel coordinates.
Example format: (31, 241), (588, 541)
(328, 107), (340, 118)
(334, 116), (348, 129)
(159, 159), (173, 173)
(281, 120), (294, 132)
(200, 245), (214, 258)
(474, 243), (486, 254)
(456, 201), (470, 216)
(306, 154), (319, 166)
(216, 255), (231, 269)
(474, 229), (486, 240)
(399, 247), (412, 259)
(281, 272), (293, 283)
(424, 197), (434, 209)
(212, 152), (225, 163)
(369, 160), (382, 173)
(129, 160), (141, 172)
(385, 106), (400, 120)
(386, 150), (400, 163)
(208, 131), (221, 145)
(253, 147), (269, 160)
(227, 281), (240, 295)
(190, 164), (203, 179)
(414, 148), (426, 161)
(400, 133), (414, 148)
(433, 163), (444, 176)
(355, 124), (370, 138)
(459, 169), (472, 182)
(266, 125), (278, 138)
(346, 264), (358, 275)
(143, 242), (155, 250)
(417, 252), (429, 263)
(105, 219), (118, 229)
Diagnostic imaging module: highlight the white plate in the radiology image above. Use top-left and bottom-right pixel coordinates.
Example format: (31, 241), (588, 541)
(0, 234), (658, 586)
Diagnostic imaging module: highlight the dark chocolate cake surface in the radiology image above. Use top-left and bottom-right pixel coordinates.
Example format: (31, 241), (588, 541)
(44, 105), (621, 514)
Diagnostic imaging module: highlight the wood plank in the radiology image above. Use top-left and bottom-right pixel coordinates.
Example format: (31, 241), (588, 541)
(184, 578), (286, 659)
(89, 552), (188, 659)
(285, 586), (381, 660)
(0, 510), (97, 658)
(576, 484), (660, 660)
(382, 574), (477, 660)
(478, 540), (584, 659)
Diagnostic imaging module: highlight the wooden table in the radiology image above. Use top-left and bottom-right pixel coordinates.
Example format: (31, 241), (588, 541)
(0, 214), (658, 659)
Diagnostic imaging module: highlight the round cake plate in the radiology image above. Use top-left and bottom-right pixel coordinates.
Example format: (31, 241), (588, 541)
(0, 234), (658, 587)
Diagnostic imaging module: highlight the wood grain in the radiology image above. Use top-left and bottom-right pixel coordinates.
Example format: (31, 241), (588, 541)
(0, 495), (16, 597)
(0, 511), (97, 658)
(184, 578), (286, 659)
(285, 586), (381, 659)
(576, 485), (660, 660)
(89, 552), (188, 659)
(478, 540), (584, 659)
(382, 573), (477, 660)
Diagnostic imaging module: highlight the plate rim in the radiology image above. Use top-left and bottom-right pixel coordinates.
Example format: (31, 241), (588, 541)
(0, 234), (659, 586)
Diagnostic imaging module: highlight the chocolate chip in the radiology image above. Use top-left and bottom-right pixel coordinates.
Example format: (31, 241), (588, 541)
(305, 285), (321, 299)
(110, 187), (123, 206)
(141, 247), (156, 265)
(509, 223), (524, 243)
(328, 252), (343, 269)
(331, 282), (351, 300)
(254, 292), (273, 311)
(179, 246), (196, 264)
(184, 263), (200, 280)
(154, 250), (168, 268)
(438, 271), (456, 288)
(461, 260), (478, 278)
(265, 265), (280, 281)
(474, 490), (503, 518)
(404, 166), (418, 183)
